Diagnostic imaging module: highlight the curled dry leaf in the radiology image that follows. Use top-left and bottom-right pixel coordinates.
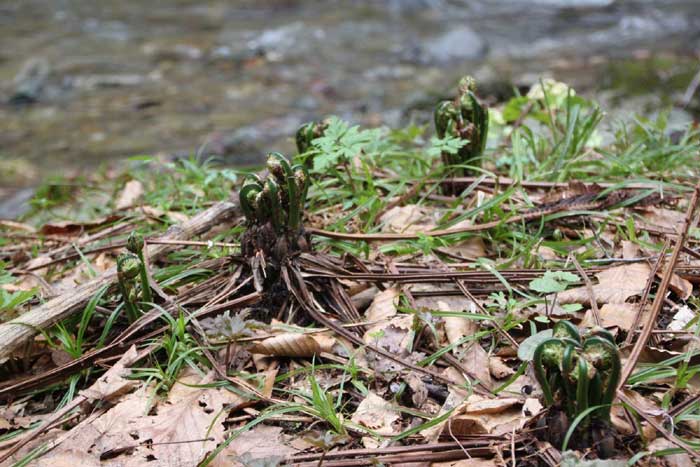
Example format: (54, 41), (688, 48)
(249, 333), (333, 358)
(350, 392), (401, 437)
(489, 356), (514, 380)
(115, 179), (144, 210)
(405, 373), (429, 408)
(440, 395), (536, 437)
(660, 271), (693, 300)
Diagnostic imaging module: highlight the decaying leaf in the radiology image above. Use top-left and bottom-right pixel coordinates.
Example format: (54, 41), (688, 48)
(211, 425), (298, 467)
(460, 342), (492, 388)
(249, 333), (333, 357)
(432, 459), (498, 467)
(38, 215), (123, 237)
(364, 315), (413, 354)
(580, 303), (642, 332)
(115, 179), (144, 210)
(81, 345), (140, 401)
(489, 356), (515, 380)
(557, 263), (650, 306)
(55, 371), (247, 465)
(379, 205), (433, 234)
(350, 392), (401, 436)
(365, 287), (400, 322)
(440, 395), (539, 437)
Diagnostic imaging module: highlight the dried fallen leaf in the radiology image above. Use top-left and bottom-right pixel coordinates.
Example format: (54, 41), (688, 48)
(489, 356), (515, 380)
(580, 303), (642, 331)
(661, 270), (693, 300)
(461, 342), (492, 388)
(620, 240), (640, 259)
(432, 459), (498, 467)
(441, 395), (527, 437)
(647, 438), (695, 467)
(365, 287), (399, 322)
(558, 263), (650, 306)
(379, 205), (433, 234)
(56, 371), (247, 466)
(441, 299), (479, 352)
(31, 449), (100, 467)
(537, 245), (559, 261)
(211, 425), (298, 467)
(350, 392), (401, 436)
(0, 220), (35, 233)
(115, 179), (144, 210)
(638, 206), (686, 231)
(441, 219), (487, 258)
(38, 215), (122, 237)
(405, 373), (429, 408)
(249, 333), (329, 357)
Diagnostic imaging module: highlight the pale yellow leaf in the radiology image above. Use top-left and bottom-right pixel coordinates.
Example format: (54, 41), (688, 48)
(115, 180), (144, 210)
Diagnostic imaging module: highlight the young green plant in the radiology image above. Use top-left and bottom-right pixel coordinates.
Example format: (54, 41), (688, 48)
(434, 76), (489, 179)
(533, 320), (620, 443)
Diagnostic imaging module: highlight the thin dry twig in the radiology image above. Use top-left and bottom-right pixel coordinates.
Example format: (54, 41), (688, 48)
(618, 184), (700, 386)
(569, 253), (600, 326)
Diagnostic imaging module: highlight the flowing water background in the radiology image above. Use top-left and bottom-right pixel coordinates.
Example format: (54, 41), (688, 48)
(1, 0), (699, 216)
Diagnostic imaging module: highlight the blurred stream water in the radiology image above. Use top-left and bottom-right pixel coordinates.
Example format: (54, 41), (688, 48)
(0, 0), (699, 216)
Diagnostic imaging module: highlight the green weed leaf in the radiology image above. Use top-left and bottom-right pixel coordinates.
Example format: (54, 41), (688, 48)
(529, 270), (579, 294)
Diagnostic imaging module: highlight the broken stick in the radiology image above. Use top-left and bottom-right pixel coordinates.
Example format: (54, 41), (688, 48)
(0, 200), (238, 364)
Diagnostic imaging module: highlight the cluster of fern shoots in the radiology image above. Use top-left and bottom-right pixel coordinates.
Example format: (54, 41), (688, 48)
(533, 320), (621, 449)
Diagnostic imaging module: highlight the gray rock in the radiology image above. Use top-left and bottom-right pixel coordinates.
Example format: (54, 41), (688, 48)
(9, 57), (50, 105)
(423, 26), (487, 63)
(0, 188), (33, 220)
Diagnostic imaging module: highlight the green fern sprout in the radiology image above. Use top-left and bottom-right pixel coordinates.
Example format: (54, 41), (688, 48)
(239, 152), (311, 269)
(533, 321), (621, 444)
(434, 76), (489, 177)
